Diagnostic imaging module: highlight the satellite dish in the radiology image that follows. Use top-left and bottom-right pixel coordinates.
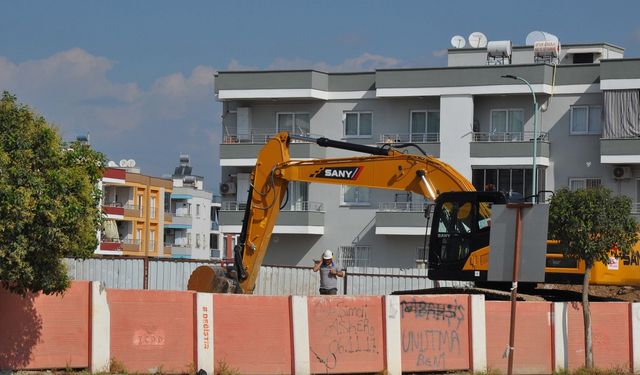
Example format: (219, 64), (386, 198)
(450, 35), (466, 48)
(119, 159), (127, 168)
(107, 161), (117, 167)
(127, 159), (136, 168)
(526, 31), (559, 46)
(468, 32), (488, 48)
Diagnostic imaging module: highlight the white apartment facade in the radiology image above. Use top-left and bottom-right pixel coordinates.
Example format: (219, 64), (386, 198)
(165, 155), (222, 260)
(214, 41), (640, 269)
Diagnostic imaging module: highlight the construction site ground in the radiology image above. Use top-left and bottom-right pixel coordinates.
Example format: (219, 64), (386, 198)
(394, 284), (640, 302)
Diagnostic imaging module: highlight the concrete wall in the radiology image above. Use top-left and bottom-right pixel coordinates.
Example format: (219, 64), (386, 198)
(2, 281), (640, 374)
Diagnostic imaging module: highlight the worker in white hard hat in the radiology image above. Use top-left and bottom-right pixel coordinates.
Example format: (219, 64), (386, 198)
(312, 249), (345, 295)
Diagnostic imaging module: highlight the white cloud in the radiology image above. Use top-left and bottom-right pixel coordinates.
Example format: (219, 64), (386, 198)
(432, 49), (448, 58)
(0, 48), (221, 187)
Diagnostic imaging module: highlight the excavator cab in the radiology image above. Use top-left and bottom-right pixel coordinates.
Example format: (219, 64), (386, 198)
(427, 191), (506, 281)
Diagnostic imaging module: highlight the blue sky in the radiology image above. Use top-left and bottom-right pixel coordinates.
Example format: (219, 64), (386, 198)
(2, 0), (640, 189)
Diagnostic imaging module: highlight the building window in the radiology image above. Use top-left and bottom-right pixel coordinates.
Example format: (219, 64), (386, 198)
(196, 204), (201, 218)
(196, 234), (201, 248)
(343, 112), (372, 138)
(137, 194), (143, 214)
(338, 245), (370, 268)
(570, 106), (602, 135)
(149, 229), (156, 251)
(341, 185), (370, 206)
(490, 109), (524, 140)
(277, 112), (310, 134)
(410, 110), (440, 142)
(150, 196), (156, 219)
(569, 178), (601, 191)
(472, 167), (545, 199)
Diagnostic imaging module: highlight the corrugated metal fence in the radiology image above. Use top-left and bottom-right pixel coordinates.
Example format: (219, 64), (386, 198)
(65, 258), (469, 295)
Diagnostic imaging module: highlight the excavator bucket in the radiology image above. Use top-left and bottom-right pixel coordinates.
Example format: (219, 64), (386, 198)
(187, 265), (240, 293)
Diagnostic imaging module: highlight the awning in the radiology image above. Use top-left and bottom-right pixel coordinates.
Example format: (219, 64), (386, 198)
(171, 194), (193, 200)
(165, 224), (192, 229)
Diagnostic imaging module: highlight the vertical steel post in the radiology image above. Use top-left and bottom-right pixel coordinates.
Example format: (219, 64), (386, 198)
(506, 203), (529, 375)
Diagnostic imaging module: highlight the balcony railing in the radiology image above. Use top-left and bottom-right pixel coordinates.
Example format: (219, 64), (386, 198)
(103, 201), (125, 208)
(223, 129), (321, 144)
(472, 131), (549, 142)
(377, 202), (430, 212)
(166, 241), (192, 248)
(378, 133), (440, 143)
(222, 201), (324, 211)
(171, 211), (192, 218)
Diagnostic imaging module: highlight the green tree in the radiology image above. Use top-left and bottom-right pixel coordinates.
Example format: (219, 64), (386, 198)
(549, 187), (639, 368)
(0, 92), (105, 295)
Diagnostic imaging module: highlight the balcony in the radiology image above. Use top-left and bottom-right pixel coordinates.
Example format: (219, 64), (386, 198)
(99, 237), (123, 252)
(600, 137), (640, 164)
(377, 133), (440, 157)
(470, 131), (550, 166)
(375, 202), (431, 236)
(122, 238), (142, 253)
(163, 243), (172, 256)
(102, 203), (124, 218)
(220, 129), (326, 165)
(219, 201), (325, 234)
(166, 210), (192, 229)
(123, 204), (143, 218)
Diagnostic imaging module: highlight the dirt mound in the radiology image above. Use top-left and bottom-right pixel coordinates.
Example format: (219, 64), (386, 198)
(535, 284), (640, 302)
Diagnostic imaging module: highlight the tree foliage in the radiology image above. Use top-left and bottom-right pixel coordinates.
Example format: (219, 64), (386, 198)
(549, 186), (639, 368)
(549, 187), (638, 266)
(0, 92), (105, 295)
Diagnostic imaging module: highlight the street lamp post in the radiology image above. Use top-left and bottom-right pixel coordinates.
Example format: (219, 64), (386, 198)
(501, 74), (538, 203)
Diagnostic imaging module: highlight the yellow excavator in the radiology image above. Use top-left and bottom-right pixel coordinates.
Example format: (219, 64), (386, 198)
(188, 132), (640, 294)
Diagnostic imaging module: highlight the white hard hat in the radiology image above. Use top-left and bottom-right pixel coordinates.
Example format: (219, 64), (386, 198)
(322, 250), (333, 260)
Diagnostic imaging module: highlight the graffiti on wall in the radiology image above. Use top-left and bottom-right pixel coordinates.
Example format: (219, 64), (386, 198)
(400, 298), (467, 371)
(310, 299), (380, 372)
(133, 327), (166, 346)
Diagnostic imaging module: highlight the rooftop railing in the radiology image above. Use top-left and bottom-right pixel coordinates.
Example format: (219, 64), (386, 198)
(472, 131), (549, 142)
(378, 133), (440, 143)
(222, 200), (324, 212)
(223, 129), (321, 144)
(377, 202), (430, 212)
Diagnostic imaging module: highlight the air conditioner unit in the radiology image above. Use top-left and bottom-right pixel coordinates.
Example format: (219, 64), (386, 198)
(220, 182), (236, 195)
(612, 166), (632, 179)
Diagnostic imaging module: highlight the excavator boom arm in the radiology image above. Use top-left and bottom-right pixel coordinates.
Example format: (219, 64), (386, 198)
(234, 132), (475, 293)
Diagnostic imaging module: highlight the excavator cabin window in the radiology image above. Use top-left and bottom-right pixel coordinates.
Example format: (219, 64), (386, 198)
(429, 192), (505, 268)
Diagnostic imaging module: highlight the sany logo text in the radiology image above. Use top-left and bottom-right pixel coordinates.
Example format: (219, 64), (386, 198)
(310, 167), (363, 180)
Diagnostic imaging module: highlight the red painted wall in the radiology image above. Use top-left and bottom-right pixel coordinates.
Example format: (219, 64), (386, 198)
(399, 295), (471, 372)
(566, 302), (631, 371)
(213, 294), (293, 375)
(307, 296), (385, 374)
(485, 301), (553, 374)
(1, 283), (638, 374)
(108, 289), (195, 374)
(0, 281), (90, 370)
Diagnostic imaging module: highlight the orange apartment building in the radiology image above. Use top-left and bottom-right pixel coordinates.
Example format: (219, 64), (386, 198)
(97, 168), (173, 257)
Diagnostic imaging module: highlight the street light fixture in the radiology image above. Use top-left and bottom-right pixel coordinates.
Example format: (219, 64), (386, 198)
(501, 74), (538, 203)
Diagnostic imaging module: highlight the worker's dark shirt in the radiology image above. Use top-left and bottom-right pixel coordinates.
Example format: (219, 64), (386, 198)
(319, 262), (340, 290)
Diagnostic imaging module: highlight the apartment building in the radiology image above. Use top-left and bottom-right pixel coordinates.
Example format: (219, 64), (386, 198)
(165, 155), (223, 260)
(214, 40), (640, 269)
(98, 167), (173, 257)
